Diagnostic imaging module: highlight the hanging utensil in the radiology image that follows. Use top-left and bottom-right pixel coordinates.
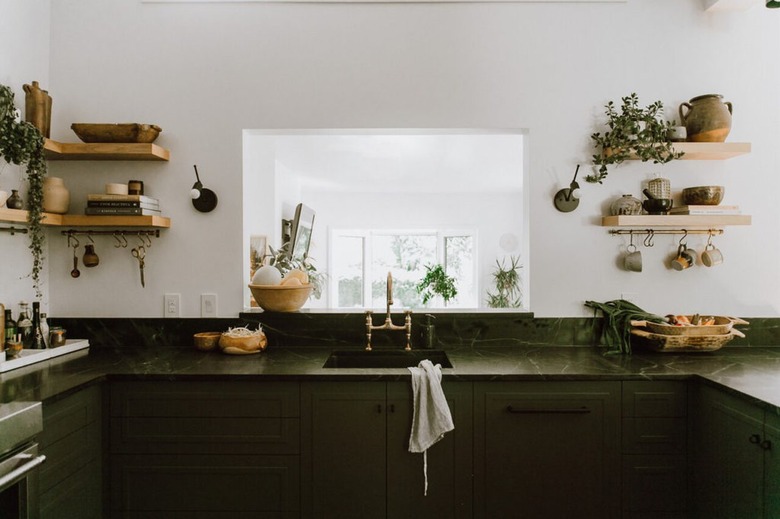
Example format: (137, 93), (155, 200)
(131, 245), (146, 287)
(83, 234), (100, 267)
(69, 235), (81, 278)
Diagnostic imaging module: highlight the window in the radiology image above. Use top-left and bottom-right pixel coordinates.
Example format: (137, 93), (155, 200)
(330, 229), (477, 309)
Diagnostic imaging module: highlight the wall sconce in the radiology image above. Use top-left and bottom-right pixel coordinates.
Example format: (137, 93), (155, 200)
(190, 164), (218, 213)
(553, 165), (582, 213)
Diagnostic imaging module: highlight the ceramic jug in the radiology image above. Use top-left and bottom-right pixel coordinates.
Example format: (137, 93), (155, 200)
(679, 94), (732, 143)
(610, 194), (642, 216)
(42, 177), (70, 214)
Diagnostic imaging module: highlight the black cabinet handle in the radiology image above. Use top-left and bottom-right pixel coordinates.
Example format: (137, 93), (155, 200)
(376, 404), (382, 414)
(761, 440), (772, 451)
(388, 404), (395, 413)
(506, 405), (590, 414)
(749, 434), (761, 444)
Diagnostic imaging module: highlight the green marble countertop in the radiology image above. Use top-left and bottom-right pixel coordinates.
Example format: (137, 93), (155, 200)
(2, 344), (780, 413)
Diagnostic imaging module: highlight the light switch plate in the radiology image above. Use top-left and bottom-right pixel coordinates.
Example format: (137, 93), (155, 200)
(201, 293), (217, 318)
(164, 293), (180, 318)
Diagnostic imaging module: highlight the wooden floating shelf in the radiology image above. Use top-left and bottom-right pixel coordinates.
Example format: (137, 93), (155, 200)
(0, 208), (170, 228)
(627, 142), (750, 161)
(44, 139), (170, 161)
(602, 214), (751, 227)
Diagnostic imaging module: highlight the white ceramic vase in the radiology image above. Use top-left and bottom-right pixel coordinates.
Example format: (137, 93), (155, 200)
(42, 176), (70, 214)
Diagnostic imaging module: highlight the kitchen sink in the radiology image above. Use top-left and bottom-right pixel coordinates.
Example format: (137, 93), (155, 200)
(323, 349), (453, 369)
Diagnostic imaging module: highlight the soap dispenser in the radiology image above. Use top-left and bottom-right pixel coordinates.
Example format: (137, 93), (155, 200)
(421, 314), (436, 349)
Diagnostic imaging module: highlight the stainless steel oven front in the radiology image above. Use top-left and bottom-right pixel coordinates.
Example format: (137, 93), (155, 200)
(0, 402), (46, 519)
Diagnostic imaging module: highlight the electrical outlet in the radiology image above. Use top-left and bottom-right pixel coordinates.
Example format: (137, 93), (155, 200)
(201, 293), (217, 318)
(164, 293), (180, 318)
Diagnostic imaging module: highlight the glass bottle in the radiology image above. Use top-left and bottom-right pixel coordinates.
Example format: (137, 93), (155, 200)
(31, 302), (45, 349)
(40, 313), (50, 349)
(17, 302), (33, 349)
(4, 309), (16, 351)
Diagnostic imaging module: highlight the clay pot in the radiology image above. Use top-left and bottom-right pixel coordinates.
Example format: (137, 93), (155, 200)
(610, 194), (642, 216)
(42, 177), (70, 214)
(679, 94), (733, 143)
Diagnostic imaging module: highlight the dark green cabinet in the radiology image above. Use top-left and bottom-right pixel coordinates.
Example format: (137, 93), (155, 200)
(474, 381), (621, 519)
(691, 383), (777, 518)
(300, 380), (472, 518)
(109, 381), (300, 518)
(621, 381), (688, 518)
(39, 383), (103, 519)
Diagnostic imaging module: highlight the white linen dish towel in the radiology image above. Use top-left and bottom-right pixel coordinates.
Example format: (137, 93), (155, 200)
(408, 359), (455, 496)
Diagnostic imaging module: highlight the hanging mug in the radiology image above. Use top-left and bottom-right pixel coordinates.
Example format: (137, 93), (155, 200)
(624, 244), (642, 273)
(702, 235), (724, 267)
(671, 243), (695, 271)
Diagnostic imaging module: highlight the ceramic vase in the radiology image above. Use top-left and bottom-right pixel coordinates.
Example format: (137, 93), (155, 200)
(6, 190), (23, 210)
(42, 177), (70, 214)
(679, 94), (732, 143)
(610, 194), (642, 216)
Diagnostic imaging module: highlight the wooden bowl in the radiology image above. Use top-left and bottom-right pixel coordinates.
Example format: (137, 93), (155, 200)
(193, 331), (222, 351)
(681, 186), (724, 206)
(71, 123), (162, 143)
(248, 284), (313, 312)
(218, 333), (267, 355)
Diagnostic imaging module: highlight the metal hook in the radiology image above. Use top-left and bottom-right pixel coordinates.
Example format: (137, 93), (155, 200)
(643, 229), (655, 248)
(120, 234), (128, 248)
(143, 233), (152, 248)
(68, 233), (80, 249)
(678, 229), (688, 245)
(87, 232), (95, 244)
(707, 231), (714, 248)
(113, 232), (123, 248)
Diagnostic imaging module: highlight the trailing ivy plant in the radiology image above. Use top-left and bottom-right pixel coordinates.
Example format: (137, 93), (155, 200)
(0, 84), (47, 297)
(416, 263), (458, 306)
(486, 255), (523, 308)
(587, 93), (684, 184)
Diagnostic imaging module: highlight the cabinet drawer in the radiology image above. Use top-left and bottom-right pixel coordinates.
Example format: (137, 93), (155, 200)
(110, 416), (300, 454)
(623, 381), (687, 417)
(41, 383), (102, 446)
(110, 381), (300, 418)
(40, 458), (102, 519)
(622, 418), (687, 454)
(110, 454), (300, 514)
(622, 454), (688, 513)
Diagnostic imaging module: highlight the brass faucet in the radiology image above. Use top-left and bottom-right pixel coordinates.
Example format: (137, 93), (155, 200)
(365, 272), (412, 351)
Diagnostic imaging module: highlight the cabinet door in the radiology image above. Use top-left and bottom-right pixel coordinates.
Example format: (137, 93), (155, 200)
(765, 410), (780, 519)
(386, 381), (473, 519)
(691, 384), (764, 518)
(474, 381), (621, 519)
(301, 382), (387, 519)
(40, 384), (103, 519)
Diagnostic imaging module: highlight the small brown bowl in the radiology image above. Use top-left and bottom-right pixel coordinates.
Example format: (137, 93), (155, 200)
(71, 123), (162, 143)
(193, 331), (222, 351)
(248, 284), (313, 312)
(682, 186), (724, 206)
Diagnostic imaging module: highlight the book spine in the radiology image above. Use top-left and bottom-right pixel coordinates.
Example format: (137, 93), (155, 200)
(84, 207), (161, 215)
(670, 210), (742, 215)
(87, 201), (159, 210)
(87, 194), (159, 204)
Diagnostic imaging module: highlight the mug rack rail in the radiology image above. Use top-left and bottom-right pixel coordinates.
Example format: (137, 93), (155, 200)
(609, 229), (724, 237)
(0, 225), (28, 235)
(60, 229), (160, 238)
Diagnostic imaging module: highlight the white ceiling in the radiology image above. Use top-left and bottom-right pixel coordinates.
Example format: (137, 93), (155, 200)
(268, 131), (525, 194)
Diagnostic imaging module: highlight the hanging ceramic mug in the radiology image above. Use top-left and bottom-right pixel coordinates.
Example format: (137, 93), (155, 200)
(671, 243), (695, 271)
(702, 235), (724, 267)
(624, 244), (642, 272)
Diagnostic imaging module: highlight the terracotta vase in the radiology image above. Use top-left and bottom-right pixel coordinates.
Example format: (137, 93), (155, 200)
(679, 94), (733, 143)
(42, 177), (70, 214)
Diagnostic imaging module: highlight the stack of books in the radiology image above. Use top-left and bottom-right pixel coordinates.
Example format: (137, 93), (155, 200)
(85, 194), (161, 216)
(669, 204), (741, 215)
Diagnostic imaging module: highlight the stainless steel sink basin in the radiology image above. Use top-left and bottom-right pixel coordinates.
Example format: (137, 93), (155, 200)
(323, 349), (453, 369)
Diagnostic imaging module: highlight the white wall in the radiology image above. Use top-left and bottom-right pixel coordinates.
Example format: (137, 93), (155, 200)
(3, 0), (780, 317)
(0, 0), (51, 314)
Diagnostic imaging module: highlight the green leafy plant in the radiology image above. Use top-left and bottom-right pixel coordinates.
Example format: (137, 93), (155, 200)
(587, 93), (684, 184)
(416, 264), (457, 305)
(486, 255), (523, 308)
(268, 243), (325, 300)
(0, 84), (47, 297)
(584, 299), (665, 355)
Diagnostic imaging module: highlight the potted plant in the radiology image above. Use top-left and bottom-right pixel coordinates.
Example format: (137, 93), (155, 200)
(267, 243), (325, 299)
(587, 93), (684, 184)
(486, 255), (523, 308)
(416, 263), (458, 306)
(0, 84), (47, 297)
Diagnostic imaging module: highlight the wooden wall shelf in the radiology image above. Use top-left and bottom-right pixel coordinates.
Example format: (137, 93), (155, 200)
(627, 142), (750, 161)
(602, 214), (751, 227)
(0, 208), (170, 228)
(44, 139), (170, 161)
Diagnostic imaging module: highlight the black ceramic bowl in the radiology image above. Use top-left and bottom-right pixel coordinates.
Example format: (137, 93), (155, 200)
(642, 198), (673, 215)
